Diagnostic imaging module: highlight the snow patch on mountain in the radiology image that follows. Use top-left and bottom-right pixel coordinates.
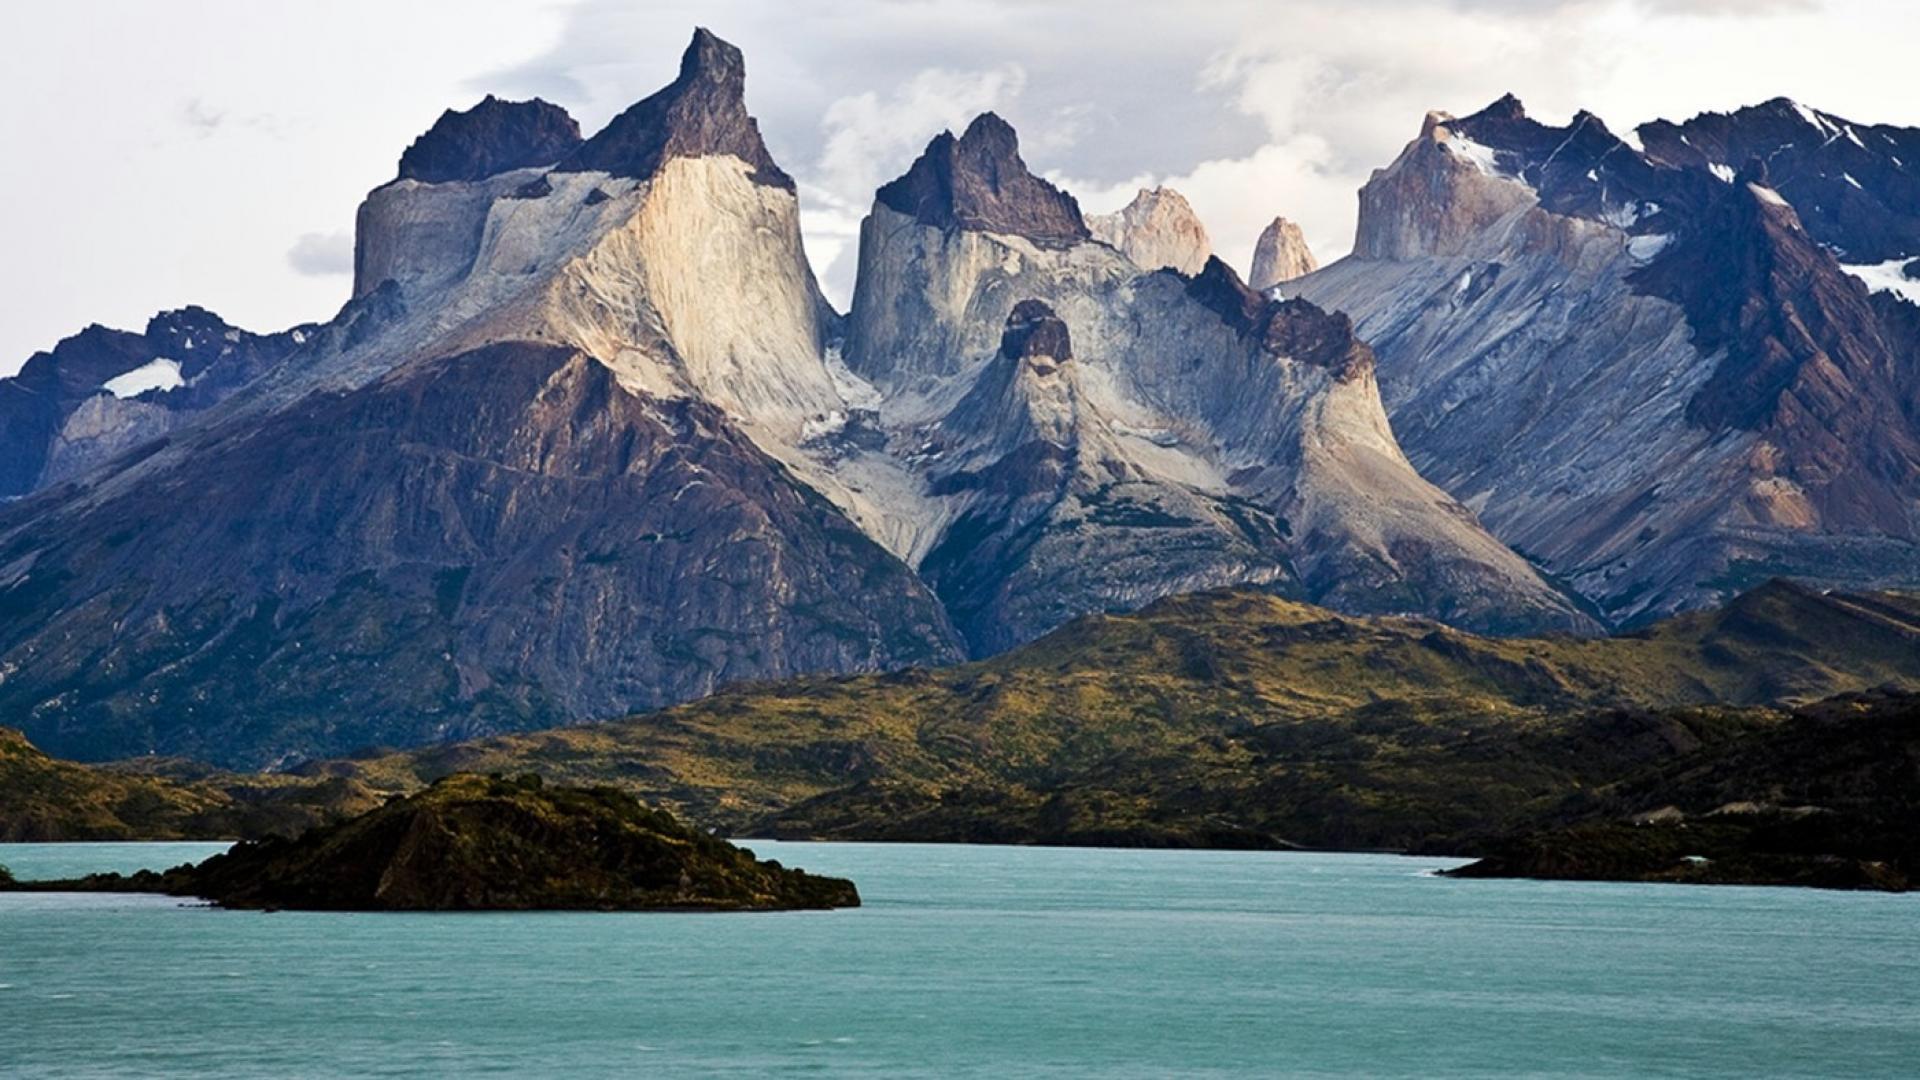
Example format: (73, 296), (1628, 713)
(102, 358), (183, 399)
(1840, 258), (1920, 306)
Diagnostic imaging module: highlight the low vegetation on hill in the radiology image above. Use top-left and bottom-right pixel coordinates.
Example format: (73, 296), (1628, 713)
(0, 726), (380, 841)
(5, 581), (1915, 889)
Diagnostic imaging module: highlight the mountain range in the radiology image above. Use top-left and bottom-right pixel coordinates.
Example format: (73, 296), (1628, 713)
(2, 30), (1917, 769)
(1293, 94), (1920, 624)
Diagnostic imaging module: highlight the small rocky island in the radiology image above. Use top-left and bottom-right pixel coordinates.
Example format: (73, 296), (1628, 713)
(0, 773), (858, 911)
(1443, 818), (1912, 892)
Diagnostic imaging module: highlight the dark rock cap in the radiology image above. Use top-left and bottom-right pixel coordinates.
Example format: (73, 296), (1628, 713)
(398, 96), (582, 183)
(1182, 256), (1266, 334)
(1179, 258), (1372, 378)
(1473, 93), (1528, 123)
(1260, 298), (1373, 379)
(999, 299), (1072, 361)
(875, 113), (1089, 245)
(558, 28), (793, 189)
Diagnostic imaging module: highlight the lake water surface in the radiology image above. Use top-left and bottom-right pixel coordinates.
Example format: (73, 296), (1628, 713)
(2, 841), (1915, 1077)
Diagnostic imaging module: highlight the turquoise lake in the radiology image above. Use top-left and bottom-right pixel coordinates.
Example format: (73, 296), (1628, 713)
(2, 841), (1916, 1077)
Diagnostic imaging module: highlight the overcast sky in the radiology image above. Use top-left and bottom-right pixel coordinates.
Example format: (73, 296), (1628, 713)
(4, 0), (1915, 374)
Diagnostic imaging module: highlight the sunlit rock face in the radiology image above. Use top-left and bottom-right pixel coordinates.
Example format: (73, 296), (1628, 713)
(1249, 216), (1317, 292)
(1088, 187), (1212, 275)
(1293, 94), (1920, 624)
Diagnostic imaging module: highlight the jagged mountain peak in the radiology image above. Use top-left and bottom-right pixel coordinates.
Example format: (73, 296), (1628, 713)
(874, 111), (1088, 245)
(397, 96), (582, 184)
(1260, 298), (1373, 381)
(1356, 94), (1701, 260)
(1182, 256), (1269, 333)
(1086, 186), (1211, 273)
(1469, 92), (1528, 123)
(1638, 97), (1920, 262)
(558, 27), (792, 189)
(1249, 216), (1318, 291)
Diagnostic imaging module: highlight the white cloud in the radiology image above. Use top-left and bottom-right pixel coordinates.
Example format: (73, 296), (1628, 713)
(286, 231), (355, 277)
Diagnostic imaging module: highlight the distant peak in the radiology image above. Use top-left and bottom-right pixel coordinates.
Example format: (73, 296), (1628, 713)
(1249, 216), (1318, 291)
(1474, 93), (1528, 123)
(874, 112), (1089, 245)
(677, 26), (747, 95)
(1571, 108), (1613, 134)
(558, 28), (792, 189)
(1183, 256), (1266, 334)
(397, 96), (582, 184)
(1086, 186), (1210, 274)
(963, 111), (1018, 144)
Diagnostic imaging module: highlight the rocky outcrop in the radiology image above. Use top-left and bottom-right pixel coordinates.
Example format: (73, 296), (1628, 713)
(397, 96), (582, 184)
(1248, 216), (1317, 291)
(918, 296), (1298, 653)
(2, 773), (859, 910)
(1087, 187), (1211, 274)
(1293, 94), (1920, 623)
(873, 112), (1088, 245)
(557, 28), (792, 189)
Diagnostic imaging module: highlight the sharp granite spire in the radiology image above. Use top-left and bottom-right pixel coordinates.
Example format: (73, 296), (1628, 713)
(874, 112), (1089, 244)
(558, 27), (793, 189)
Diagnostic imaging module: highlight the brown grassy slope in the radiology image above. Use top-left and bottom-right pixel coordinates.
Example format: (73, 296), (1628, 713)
(303, 580), (1920, 847)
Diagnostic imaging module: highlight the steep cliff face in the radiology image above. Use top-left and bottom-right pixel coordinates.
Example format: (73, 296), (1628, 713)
(1293, 95), (1920, 622)
(845, 117), (1594, 648)
(1249, 216), (1318, 291)
(1087, 187), (1212, 274)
